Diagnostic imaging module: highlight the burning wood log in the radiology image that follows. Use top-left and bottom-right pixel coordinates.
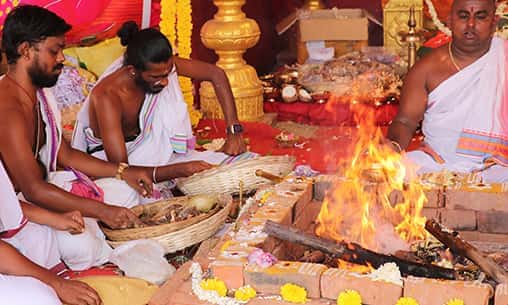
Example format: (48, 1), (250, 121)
(263, 220), (456, 280)
(425, 219), (508, 284)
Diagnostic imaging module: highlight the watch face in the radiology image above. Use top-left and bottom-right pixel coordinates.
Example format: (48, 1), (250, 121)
(229, 124), (243, 134)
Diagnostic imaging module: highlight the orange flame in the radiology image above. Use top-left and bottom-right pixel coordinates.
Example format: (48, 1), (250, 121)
(316, 104), (427, 254)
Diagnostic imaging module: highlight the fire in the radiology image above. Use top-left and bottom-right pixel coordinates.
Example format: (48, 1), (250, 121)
(316, 104), (427, 254)
(337, 259), (373, 274)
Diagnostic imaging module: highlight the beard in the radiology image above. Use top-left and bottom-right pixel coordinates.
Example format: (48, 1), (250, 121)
(134, 74), (164, 94)
(28, 60), (63, 88)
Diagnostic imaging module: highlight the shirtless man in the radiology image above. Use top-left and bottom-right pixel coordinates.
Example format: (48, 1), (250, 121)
(0, 5), (154, 269)
(72, 22), (246, 184)
(387, 0), (508, 182)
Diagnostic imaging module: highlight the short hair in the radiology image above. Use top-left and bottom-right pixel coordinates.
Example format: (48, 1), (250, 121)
(1, 5), (71, 64)
(117, 21), (173, 71)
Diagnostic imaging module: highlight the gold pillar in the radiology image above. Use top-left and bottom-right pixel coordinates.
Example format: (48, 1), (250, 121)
(304, 0), (325, 10)
(383, 0), (423, 51)
(200, 0), (263, 122)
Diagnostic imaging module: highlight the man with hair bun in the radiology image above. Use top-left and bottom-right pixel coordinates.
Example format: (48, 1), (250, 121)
(72, 21), (247, 206)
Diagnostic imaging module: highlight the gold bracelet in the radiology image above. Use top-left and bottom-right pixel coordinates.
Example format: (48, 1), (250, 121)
(115, 162), (129, 180)
(390, 140), (403, 153)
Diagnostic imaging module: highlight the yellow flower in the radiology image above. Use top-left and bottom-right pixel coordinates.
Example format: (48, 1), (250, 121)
(280, 283), (308, 304)
(396, 297), (420, 305)
(445, 299), (464, 305)
(259, 191), (273, 204)
(200, 278), (227, 297)
(337, 289), (362, 305)
(234, 285), (257, 302)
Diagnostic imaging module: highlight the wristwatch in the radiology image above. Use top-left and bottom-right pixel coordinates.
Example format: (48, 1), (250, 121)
(226, 123), (244, 135)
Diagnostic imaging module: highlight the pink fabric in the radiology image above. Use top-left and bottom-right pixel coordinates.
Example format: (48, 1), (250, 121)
(70, 181), (104, 202)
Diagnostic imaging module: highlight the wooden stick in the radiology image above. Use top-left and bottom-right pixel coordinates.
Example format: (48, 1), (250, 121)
(263, 220), (456, 280)
(425, 219), (508, 284)
(255, 169), (284, 183)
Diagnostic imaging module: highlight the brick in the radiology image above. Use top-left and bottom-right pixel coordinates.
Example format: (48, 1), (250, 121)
(445, 190), (508, 212)
(495, 284), (508, 305)
(403, 276), (493, 305)
(210, 259), (245, 289)
(424, 188), (444, 208)
(320, 268), (402, 305)
(459, 231), (508, 245)
(244, 261), (327, 298)
(293, 181), (314, 220)
(421, 208), (439, 221)
(293, 200), (322, 232)
(478, 211), (508, 234)
(248, 297), (334, 305)
(440, 209), (477, 231)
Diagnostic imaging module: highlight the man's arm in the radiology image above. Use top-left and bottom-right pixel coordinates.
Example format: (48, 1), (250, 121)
(20, 201), (84, 234)
(0, 111), (139, 229)
(0, 241), (102, 305)
(175, 57), (246, 155)
(89, 93), (129, 164)
(387, 62), (429, 150)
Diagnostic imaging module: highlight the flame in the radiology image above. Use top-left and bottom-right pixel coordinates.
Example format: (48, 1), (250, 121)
(337, 259), (374, 274)
(316, 104), (427, 254)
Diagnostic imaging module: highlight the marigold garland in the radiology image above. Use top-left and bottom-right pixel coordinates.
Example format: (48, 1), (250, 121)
(444, 298), (465, 305)
(396, 297), (420, 305)
(234, 285), (257, 302)
(200, 278), (228, 297)
(280, 283), (308, 304)
(337, 289), (362, 305)
(160, 0), (202, 126)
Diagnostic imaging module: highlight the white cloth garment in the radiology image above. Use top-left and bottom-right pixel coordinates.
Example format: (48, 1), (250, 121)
(406, 37), (508, 182)
(71, 57), (229, 207)
(0, 275), (61, 305)
(34, 89), (112, 270)
(0, 161), (61, 270)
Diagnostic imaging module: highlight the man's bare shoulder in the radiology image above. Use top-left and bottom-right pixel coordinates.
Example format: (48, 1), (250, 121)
(0, 84), (29, 128)
(410, 45), (449, 75)
(89, 71), (123, 107)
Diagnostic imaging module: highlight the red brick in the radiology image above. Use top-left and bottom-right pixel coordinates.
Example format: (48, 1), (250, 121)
(293, 200), (322, 232)
(248, 297), (334, 305)
(478, 211), (508, 234)
(210, 259), (245, 289)
(424, 188), (444, 208)
(445, 190), (508, 212)
(495, 284), (508, 305)
(403, 276), (493, 305)
(320, 268), (402, 305)
(421, 208), (439, 221)
(244, 261), (327, 298)
(293, 181), (313, 219)
(459, 231), (508, 245)
(440, 209), (477, 231)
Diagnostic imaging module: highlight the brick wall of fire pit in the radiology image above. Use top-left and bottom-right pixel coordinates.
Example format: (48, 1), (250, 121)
(150, 177), (508, 305)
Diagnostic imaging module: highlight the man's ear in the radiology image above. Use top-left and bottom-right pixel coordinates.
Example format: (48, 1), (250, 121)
(126, 65), (137, 77)
(16, 41), (32, 60)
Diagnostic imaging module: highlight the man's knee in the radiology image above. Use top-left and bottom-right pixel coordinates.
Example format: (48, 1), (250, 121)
(56, 220), (111, 270)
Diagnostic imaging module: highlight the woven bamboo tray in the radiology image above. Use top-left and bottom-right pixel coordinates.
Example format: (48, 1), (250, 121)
(176, 155), (295, 196)
(102, 194), (232, 254)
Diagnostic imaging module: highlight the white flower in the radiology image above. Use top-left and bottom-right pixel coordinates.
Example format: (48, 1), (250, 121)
(189, 263), (242, 305)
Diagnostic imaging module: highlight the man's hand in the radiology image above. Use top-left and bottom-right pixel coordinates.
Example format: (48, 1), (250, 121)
(220, 134), (246, 156)
(50, 211), (85, 234)
(175, 161), (214, 177)
(99, 205), (141, 229)
(122, 167), (153, 197)
(52, 278), (102, 305)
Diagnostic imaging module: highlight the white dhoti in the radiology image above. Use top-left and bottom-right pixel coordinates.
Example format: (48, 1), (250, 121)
(31, 89), (112, 270)
(72, 57), (229, 207)
(407, 37), (508, 183)
(0, 275), (61, 305)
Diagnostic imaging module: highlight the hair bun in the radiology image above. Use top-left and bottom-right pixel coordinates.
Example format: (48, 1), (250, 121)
(117, 21), (139, 46)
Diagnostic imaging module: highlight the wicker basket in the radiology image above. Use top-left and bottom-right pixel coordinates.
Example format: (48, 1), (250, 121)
(176, 155), (295, 196)
(102, 194), (232, 254)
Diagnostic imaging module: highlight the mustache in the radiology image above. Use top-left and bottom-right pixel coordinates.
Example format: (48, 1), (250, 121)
(53, 63), (64, 71)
